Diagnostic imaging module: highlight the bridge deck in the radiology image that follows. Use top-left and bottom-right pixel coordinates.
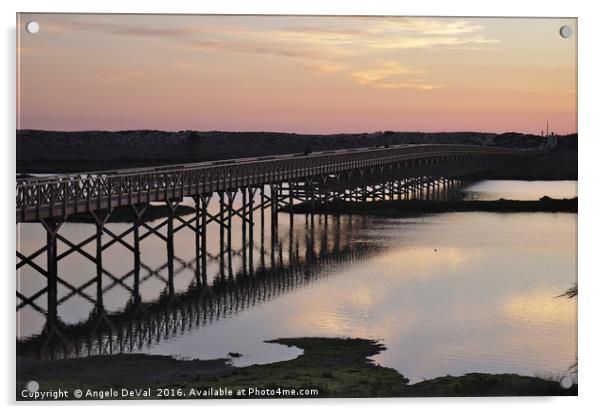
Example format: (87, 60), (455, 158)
(16, 144), (542, 223)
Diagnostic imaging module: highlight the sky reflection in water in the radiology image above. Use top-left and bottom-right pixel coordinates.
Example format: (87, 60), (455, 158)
(16, 181), (577, 382)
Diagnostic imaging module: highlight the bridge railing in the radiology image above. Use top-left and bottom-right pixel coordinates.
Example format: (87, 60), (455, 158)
(16, 144), (544, 222)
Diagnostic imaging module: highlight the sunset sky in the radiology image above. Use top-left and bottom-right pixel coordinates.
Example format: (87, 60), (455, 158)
(17, 14), (577, 134)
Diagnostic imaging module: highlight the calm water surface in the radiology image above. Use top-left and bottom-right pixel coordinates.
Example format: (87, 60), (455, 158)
(461, 180), (577, 201)
(16, 180), (577, 383)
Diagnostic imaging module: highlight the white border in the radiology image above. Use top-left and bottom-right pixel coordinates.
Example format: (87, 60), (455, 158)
(2, 1), (600, 413)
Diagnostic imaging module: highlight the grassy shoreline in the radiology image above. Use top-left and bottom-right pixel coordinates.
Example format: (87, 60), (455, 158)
(17, 337), (576, 400)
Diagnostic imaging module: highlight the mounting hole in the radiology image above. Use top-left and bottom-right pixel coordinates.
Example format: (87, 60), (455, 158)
(559, 25), (573, 39)
(25, 21), (40, 34)
(559, 376), (574, 389)
(26, 380), (39, 392)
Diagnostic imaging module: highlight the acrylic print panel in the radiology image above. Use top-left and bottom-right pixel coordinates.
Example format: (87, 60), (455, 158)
(16, 14), (577, 400)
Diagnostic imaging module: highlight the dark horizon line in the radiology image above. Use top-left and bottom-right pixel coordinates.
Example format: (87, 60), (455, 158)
(16, 128), (578, 137)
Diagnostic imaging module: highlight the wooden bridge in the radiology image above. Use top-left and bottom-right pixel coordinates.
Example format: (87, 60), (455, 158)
(16, 143), (545, 353)
(16, 143), (543, 223)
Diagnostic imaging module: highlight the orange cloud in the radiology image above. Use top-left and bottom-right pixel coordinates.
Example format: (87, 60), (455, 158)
(350, 62), (439, 90)
(100, 71), (144, 83)
(16, 14), (576, 134)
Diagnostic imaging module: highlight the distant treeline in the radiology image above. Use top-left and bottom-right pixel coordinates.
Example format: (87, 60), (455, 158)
(16, 129), (576, 174)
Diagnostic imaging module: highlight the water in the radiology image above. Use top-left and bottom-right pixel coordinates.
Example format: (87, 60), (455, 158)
(16, 180), (577, 383)
(461, 180), (577, 201)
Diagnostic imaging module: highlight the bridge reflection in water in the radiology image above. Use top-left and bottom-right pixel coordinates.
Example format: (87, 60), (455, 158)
(17, 144), (543, 360)
(17, 210), (377, 359)
(17, 180), (467, 360)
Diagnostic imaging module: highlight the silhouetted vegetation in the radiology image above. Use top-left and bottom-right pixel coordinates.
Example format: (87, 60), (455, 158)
(558, 284), (578, 299)
(556, 284), (578, 375)
(16, 129), (561, 174)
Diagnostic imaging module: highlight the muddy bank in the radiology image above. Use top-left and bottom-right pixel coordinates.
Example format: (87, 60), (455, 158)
(406, 373), (575, 397)
(17, 353), (234, 386)
(64, 203), (196, 224)
(16, 337), (576, 399)
(284, 197), (577, 217)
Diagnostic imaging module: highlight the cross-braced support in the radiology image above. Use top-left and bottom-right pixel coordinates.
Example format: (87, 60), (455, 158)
(17, 150), (511, 359)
